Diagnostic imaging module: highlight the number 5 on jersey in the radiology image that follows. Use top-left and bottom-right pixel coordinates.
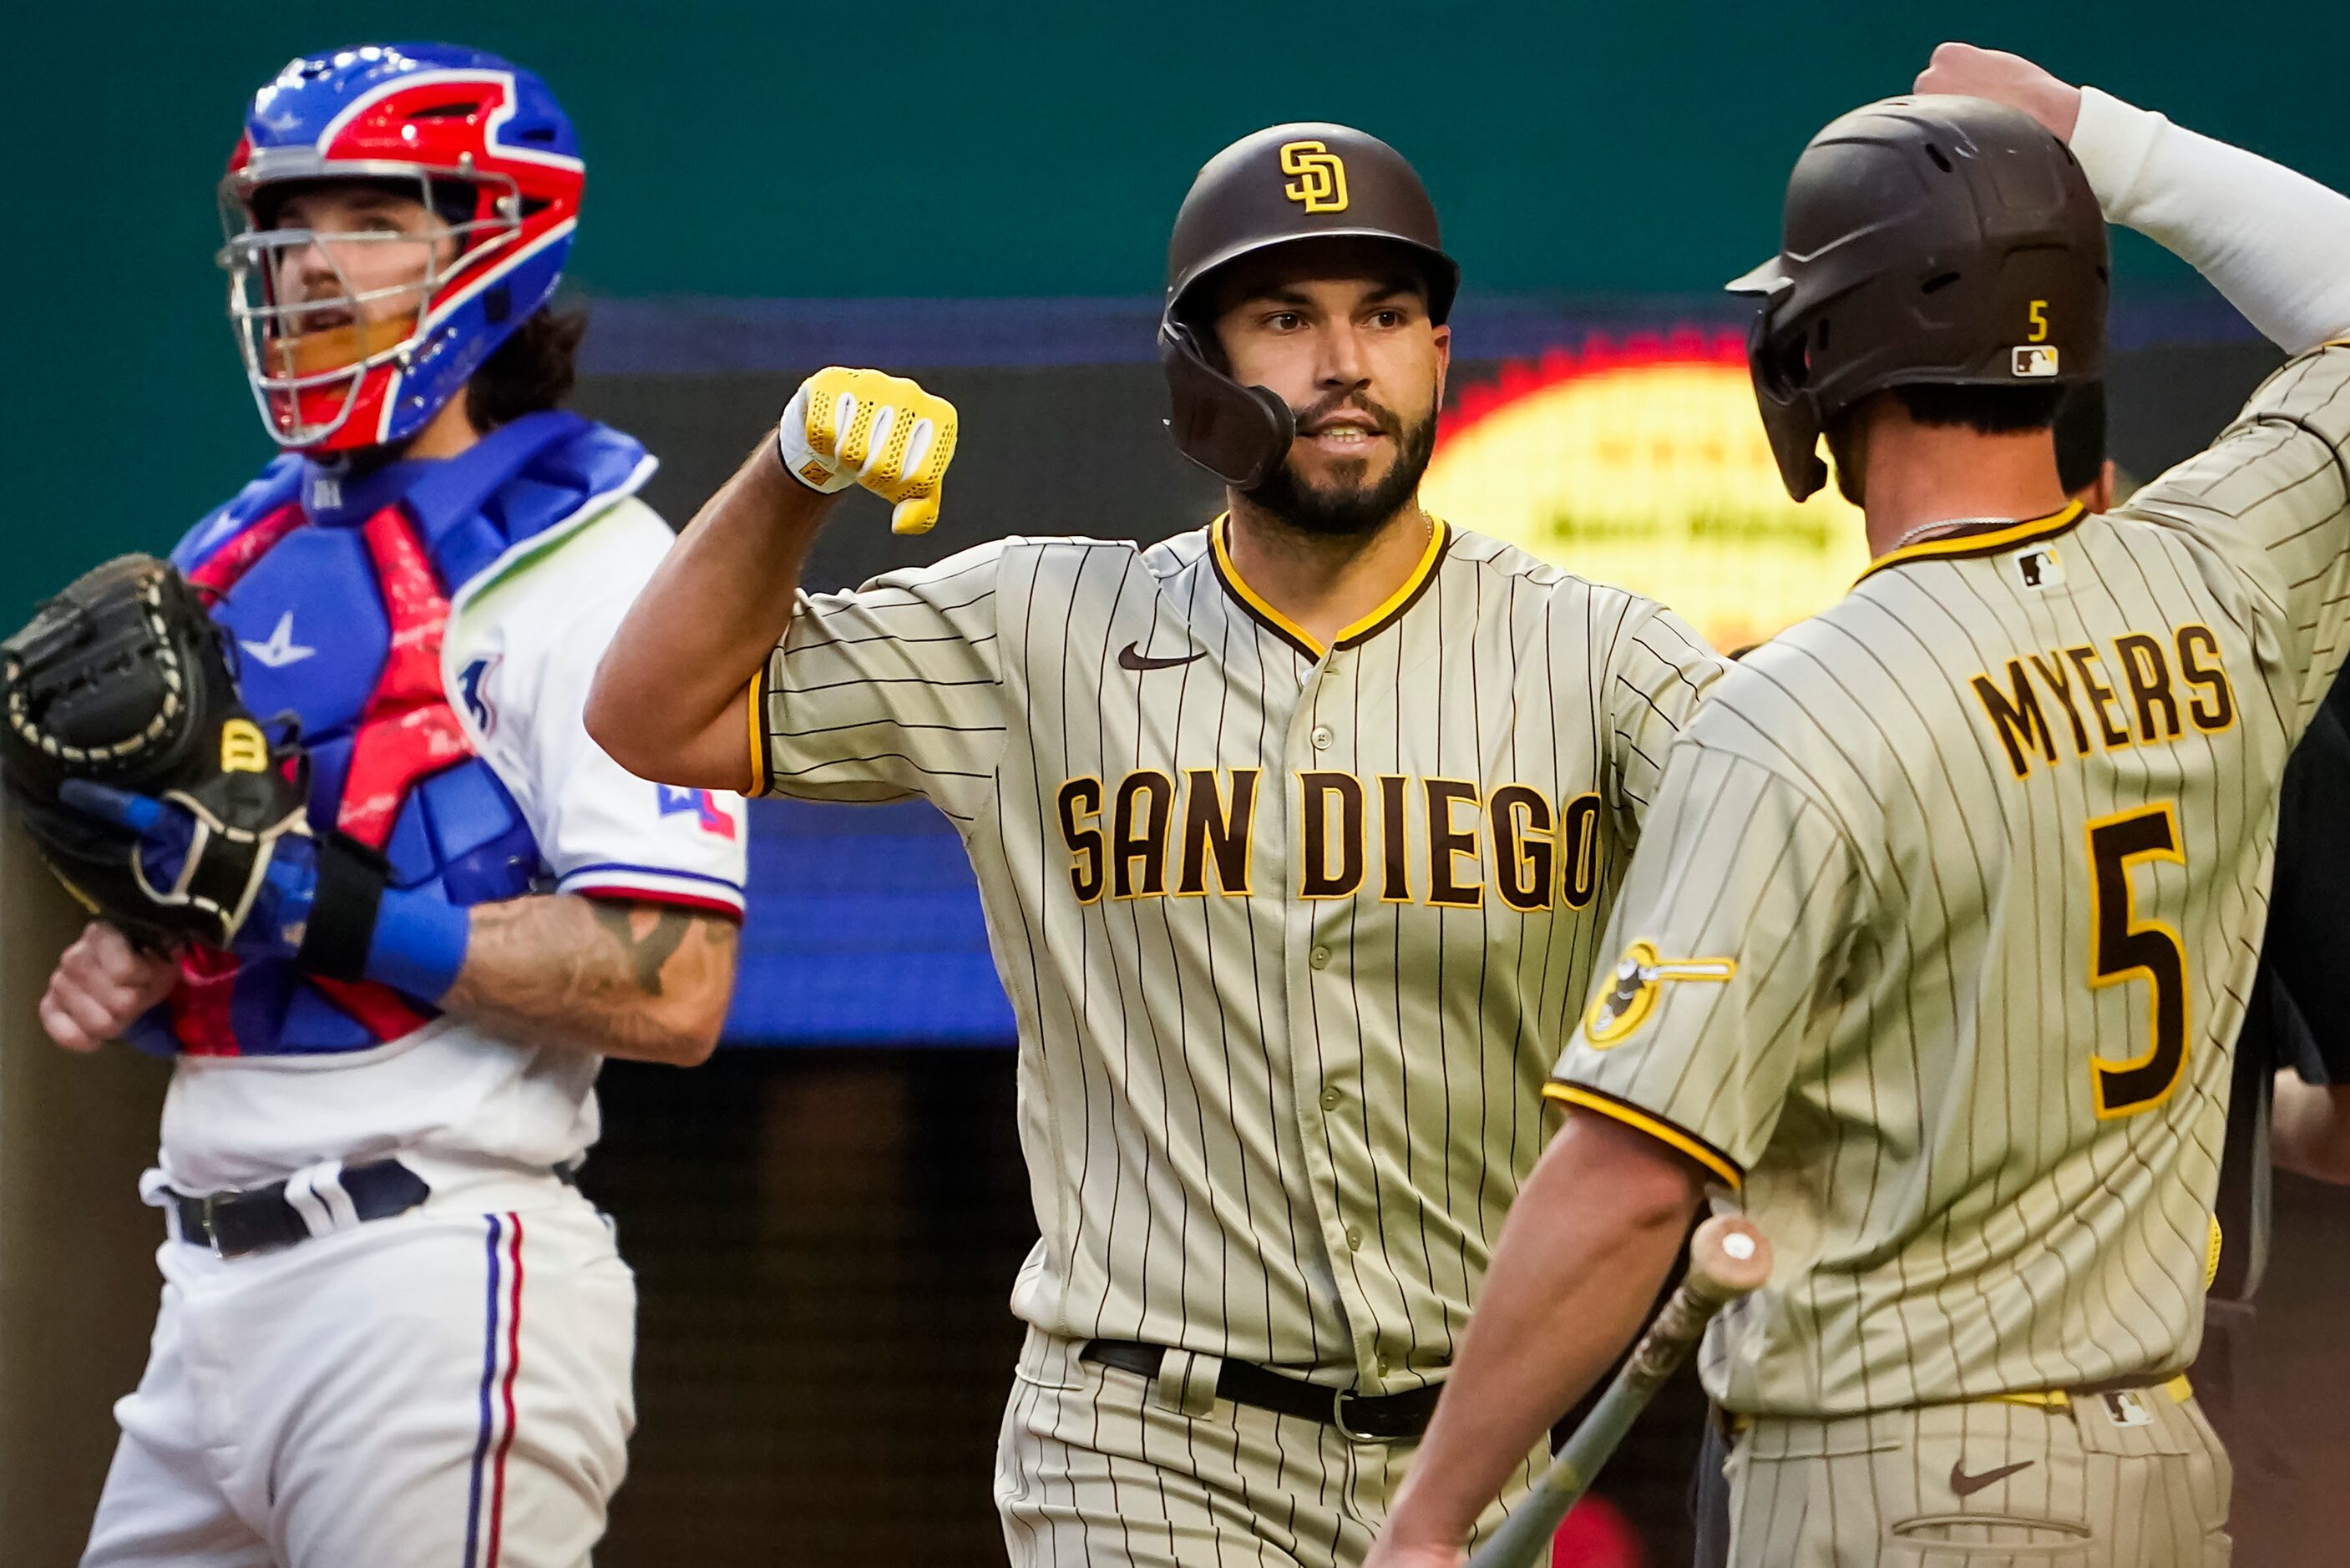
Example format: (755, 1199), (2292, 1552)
(2085, 802), (2188, 1118)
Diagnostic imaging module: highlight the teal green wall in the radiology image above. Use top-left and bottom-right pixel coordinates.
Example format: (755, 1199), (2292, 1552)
(10, 1), (2346, 614)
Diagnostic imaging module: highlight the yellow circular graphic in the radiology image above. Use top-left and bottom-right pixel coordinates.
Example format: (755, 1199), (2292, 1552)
(1584, 940), (1662, 1048)
(1426, 333), (1868, 652)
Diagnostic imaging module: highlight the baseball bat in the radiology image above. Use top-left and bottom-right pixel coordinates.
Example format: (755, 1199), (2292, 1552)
(1463, 1215), (1774, 1568)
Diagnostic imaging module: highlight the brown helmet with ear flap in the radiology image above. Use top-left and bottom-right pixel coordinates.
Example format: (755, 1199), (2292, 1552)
(1159, 122), (1459, 488)
(1727, 95), (2109, 501)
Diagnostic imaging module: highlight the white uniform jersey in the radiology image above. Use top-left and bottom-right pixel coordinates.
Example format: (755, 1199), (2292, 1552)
(1553, 343), (2350, 1416)
(751, 515), (1723, 1387)
(159, 493), (749, 1191)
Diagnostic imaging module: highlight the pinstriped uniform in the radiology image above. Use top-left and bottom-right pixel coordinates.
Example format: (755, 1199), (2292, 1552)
(1552, 343), (2350, 1565)
(749, 515), (1723, 1564)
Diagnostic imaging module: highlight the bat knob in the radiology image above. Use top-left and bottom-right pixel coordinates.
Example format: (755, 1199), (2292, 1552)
(1689, 1215), (1773, 1297)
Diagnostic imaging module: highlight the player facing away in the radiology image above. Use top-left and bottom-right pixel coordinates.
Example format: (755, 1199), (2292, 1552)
(38, 44), (747, 1566)
(1366, 61), (2350, 1568)
(588, 124), (1724, 1565)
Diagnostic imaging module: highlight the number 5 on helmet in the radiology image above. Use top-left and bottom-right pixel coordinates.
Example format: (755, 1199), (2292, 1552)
(777, 367), (959, 535)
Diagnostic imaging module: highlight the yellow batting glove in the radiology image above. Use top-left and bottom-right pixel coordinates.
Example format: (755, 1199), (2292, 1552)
(777, 367), (958, 535)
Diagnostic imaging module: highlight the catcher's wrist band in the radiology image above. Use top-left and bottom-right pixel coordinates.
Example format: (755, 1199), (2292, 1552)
(295, 833), (468, 1002)
(361, 893), (470, 1004)
(296, 834), (389, 980)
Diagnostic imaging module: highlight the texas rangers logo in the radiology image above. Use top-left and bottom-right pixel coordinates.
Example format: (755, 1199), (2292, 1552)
(1280, 140), (1349, 213)
(657, 784), (737, 840)
(457, 655), (500, 736)
(1584, 941), (1736, 1047)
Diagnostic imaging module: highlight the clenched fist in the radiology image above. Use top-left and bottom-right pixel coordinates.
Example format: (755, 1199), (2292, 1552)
(1914, 42), (2083, 142)
(40, 922), (176, 1053)
(777, 367), (958, 536)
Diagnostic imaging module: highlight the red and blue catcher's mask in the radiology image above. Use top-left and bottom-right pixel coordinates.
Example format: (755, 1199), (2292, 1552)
(218, 43), (584, 454)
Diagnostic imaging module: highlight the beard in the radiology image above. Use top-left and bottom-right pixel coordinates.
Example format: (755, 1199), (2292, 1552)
(1246, 394), (1438, 537)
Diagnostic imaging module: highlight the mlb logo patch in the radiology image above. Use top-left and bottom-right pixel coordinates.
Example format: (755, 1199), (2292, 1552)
(2012, 545), (2064, 591)
(656, 784), (737, 840)
(2012, 346), (2061, 378)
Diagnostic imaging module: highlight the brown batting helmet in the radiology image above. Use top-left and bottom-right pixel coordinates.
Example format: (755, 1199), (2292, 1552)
(1727, 95), (2109, 501)
(1159, 123), (1460, 488)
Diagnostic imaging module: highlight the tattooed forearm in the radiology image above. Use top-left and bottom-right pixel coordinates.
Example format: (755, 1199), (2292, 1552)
(443, 893), (740, 1065)
(590, 903), (692, 996)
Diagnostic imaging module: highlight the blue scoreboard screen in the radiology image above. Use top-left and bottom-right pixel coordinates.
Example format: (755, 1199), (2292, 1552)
(725, 799), (1015, 1046)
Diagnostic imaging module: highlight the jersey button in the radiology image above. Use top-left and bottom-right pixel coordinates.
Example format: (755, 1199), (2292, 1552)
(1309, 945), (1332, 969)
(1346, 1227), (1363, 1252)
(1320, 1086), (1342, 1110)
(1310, 725), (1335, 750)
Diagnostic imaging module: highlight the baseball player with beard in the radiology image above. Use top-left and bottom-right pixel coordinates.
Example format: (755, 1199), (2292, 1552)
(35, 43), (746, 1565)
(588, 124), (1726, 1565)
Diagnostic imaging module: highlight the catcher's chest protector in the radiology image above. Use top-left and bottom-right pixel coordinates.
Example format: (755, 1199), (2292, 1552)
(132, 412), (643, 1059)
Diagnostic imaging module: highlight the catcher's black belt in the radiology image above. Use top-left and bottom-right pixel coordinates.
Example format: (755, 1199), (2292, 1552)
(1080, 1338), (1442, 1441)
(167, 1160), (433, 1258)
(167, 1159), (584, 1258)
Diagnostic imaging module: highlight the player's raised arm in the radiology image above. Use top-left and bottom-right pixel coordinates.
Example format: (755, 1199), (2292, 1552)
(1920, 45), (2350, 731)
(1917, 43), (2350, 350)
(586, 368), (959, 790)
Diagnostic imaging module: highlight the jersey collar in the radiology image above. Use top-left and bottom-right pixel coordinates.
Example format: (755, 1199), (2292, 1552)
(1854, 501), (2087, 584)
(1208, 512), (1451, 660)
(301, 455), (431, 529)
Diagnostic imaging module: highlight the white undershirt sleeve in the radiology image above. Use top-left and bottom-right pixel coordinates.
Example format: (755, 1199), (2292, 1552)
(2072, 86), (2350, 354)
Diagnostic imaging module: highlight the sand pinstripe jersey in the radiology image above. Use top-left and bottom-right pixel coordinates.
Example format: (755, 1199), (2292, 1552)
(1552, 343), (2350, 1418)
(750, 516), (1723, 1386)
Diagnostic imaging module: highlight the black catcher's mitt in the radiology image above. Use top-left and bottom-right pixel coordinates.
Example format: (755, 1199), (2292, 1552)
(0, 554), (309, 948)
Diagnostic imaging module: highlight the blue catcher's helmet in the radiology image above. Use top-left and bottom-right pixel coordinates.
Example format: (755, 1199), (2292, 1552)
(218, 43), (585, 453)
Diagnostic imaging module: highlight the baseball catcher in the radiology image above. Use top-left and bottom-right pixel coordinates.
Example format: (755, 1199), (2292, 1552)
(35, 43), (746, 1567)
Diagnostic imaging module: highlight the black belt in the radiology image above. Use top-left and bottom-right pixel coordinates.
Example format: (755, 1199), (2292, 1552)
(1081, 1339), (1442, 1442)
(168, 1160), (432, 1258)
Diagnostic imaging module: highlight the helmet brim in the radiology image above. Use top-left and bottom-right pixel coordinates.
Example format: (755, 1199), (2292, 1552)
(1169, 230), (1461, 327)
(1724, 255), (1790, 298)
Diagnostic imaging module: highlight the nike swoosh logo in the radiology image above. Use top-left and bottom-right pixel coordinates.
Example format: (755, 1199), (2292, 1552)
(1949, 1459), (2034, 1498)
(1117, 641), (1206, 672)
